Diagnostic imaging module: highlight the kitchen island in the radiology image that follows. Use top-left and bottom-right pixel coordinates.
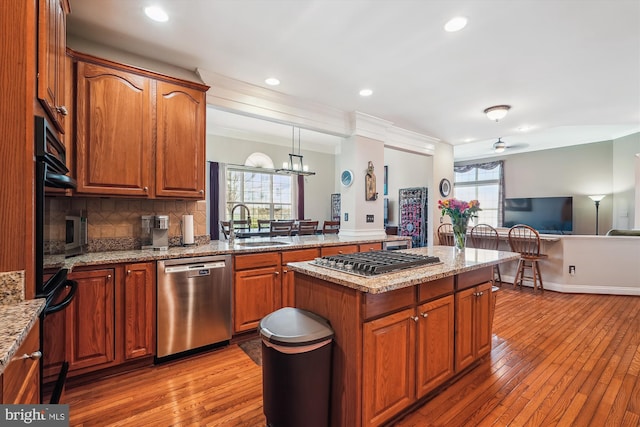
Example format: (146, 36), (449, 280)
(287, 246), (519, 427)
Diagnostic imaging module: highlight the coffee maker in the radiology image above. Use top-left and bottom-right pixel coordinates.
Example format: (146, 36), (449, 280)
(141, 215), (169, 250)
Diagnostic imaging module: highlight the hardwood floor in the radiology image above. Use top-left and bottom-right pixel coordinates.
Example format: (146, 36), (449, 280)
(65, 287), (640, 426)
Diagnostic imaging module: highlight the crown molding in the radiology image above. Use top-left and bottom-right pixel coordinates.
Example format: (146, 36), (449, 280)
(385, 126), (439, 156)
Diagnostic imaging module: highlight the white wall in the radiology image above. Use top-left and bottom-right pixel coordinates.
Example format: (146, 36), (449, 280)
(206, 134), (336, 221)
(612, 132), (640, 229)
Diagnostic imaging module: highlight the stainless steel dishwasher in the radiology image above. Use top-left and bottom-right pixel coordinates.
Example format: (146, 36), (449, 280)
(157, 255), (232, 358)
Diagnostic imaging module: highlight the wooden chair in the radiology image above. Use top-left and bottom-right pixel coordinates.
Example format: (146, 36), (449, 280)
(508, 224), (548, 291)
(437, 223), (455, 246)
(470, 224), (502, 284)
(322, 220), (340, 234)
(270, 220), (294, 237)
(257, 219), (271, 231)
(220, 220), (250, 239)
(297, 220), (319, 235)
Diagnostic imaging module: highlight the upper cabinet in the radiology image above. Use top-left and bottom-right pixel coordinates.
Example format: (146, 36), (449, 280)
(37, 0), (70, 133)
(73, 53), (209, 199)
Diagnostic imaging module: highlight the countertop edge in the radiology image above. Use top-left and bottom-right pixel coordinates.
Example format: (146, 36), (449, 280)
(0, 299), (46, 375)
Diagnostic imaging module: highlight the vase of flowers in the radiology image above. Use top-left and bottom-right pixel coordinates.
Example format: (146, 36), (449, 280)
(438, 198), (481, 251)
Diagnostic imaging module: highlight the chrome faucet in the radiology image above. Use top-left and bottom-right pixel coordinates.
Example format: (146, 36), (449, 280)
(229, 203), (251, 245)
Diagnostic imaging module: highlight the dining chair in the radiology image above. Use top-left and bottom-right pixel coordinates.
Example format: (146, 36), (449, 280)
(220, 220), (250, 239)
(322, 220), (340, 234)
(258, 219), (272, 231)
(470, 224), (502, 284)
(508, 224), (548, 291)
(297, 220), (319, 235)
(437, 223), (455, 246)
(270, 220), (294, 237)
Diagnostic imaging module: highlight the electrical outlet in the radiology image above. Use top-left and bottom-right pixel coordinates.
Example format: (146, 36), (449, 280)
(366, 214), (374, 223)
(344, 212), (349, 221)
(569, 265), (575, 276)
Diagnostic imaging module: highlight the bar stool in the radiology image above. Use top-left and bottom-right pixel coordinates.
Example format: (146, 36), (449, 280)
(470, 224), (502, 285)
(270, 220), (294, 237)
(508, 224), (548, 291)
(258, 219), (272, 231)
(298, 220), (319, 235)
(437, 223), (454, 246)
(322, 221), (340, 234)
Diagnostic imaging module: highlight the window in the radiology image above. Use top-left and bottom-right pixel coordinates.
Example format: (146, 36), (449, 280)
(226, 167), (293, 226)
(453, 161), (504, 227)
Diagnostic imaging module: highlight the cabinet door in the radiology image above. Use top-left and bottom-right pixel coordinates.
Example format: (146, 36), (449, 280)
(455, 286), (475, 372)
(76, 61), (153, 196)
(67, 269), (115, 371)
(416, 295), (454, 397)
(363, 308), (416, 427)
(281, 248), (319, 307)
(123, 263), (155, 360)
(475, 282), (493, 358)
(37, 0), (69, 132)
(234, 266), (280, 333)
(2, 320), (40, 404)
(155, 81), (206, 198)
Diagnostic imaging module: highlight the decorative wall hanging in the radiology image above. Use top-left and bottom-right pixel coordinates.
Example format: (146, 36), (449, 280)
(365, 161), (378, 201)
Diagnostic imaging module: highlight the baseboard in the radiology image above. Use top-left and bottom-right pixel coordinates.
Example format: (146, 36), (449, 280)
(500, 275), (640, 296)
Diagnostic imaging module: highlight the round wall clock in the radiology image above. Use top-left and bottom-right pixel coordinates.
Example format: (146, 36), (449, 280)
(341, 170), (354, 187)
(439, 178), (451, 197)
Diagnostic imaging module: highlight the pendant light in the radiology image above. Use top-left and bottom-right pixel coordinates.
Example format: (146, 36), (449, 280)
(275, 127), (316, 176)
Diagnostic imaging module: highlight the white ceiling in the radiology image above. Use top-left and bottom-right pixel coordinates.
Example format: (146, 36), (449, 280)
(67, 0), (640, 161)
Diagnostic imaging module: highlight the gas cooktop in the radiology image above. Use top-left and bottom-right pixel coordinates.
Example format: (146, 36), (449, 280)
(312, 250), (442, 277)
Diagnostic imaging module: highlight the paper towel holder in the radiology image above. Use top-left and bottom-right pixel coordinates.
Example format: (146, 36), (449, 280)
(181, 214), (196, 246)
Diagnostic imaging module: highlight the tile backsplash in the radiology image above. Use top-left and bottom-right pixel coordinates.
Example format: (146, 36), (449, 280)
(62, 197), (209, 251)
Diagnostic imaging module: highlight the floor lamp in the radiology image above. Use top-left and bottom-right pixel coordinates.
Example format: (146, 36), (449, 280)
(588, 195), (606, 235)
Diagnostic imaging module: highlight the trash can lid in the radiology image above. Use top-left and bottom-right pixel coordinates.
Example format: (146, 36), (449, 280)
(259, 307), (334, 347)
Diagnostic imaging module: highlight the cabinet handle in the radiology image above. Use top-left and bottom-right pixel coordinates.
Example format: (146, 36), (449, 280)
(199, 189), (204, 194)
(478, 291), (484, 296)
(283, 269), (288, 274)
(18, 351), (42, 361)
(127, 270), (131, 275)
(274, 271), (279, 276)
(338, 251), (343, 254)
(143, 186), (148, 192)
(107, 274), (112, 279)
(411, 316), (419, 322)
(56, 105), (68, 116)
(421, 312), (428, 318)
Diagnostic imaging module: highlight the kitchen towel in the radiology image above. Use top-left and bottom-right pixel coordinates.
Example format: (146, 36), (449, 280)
(182, 214), (195, 245)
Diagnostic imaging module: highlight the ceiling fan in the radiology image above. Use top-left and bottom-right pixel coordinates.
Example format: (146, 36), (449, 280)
(492, 137), (528, 153)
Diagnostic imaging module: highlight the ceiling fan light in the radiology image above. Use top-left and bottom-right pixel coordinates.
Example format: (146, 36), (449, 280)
(484, 105), (511, 122)
(493, 138), (506, 153)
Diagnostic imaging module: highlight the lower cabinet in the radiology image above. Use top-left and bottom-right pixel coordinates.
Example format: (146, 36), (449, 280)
(281, 248), (319, 307)
(2, 319), (40, 404)
(234, 253), (281, 333)
(67, 268), (116, 371)
(43, 262), (155, 380)
(455, 281), (493, 372)
(362, 294), (455, 427)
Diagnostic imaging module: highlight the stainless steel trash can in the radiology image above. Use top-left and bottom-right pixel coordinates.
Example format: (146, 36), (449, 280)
(259, 307), (334, 427)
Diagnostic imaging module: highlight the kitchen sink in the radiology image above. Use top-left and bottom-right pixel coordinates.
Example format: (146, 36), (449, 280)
(235, 241), (291, 247)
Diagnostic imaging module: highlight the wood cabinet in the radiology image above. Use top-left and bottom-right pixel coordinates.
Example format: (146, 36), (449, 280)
(234, 253), (281, 333)
(66, 268), (116, 371)
(75, 61), (153, 197)
(155, 81), (206, 198)
(281, 248), (319, 307)
(73, 54), (208, 199)
(2, 320), (40, 404)
(37, 0), (70, 132)
(416, 295), (454, 396)
(455, 281), (493, 372)
(122, 262), (155, 360)
(363, 308), (416, 427)
(359, 242), (383, 252)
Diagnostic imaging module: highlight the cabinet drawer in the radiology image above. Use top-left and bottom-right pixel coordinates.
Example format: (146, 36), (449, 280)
(359, 242), (383, 252)
(282, 248), (320, 264)
(362, 287), (415, 321)
(320, 245), (359, 256)
(3, 319), (40, 404)
(456, 267), (493, 290)
(234, 252), (280, 270)
(418, 276), (454, 303)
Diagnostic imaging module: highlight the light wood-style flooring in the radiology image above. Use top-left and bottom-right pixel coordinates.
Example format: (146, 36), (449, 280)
(65, 287), (640, 426)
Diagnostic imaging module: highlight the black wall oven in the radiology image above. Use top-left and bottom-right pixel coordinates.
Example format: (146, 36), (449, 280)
(35, 115), (78, 403)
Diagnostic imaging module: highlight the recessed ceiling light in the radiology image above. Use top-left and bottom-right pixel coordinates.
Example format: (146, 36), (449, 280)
(444, 16), (467, 32)
(463, 138), (474, 143)
(517, 126), (532, 132)
(359, 89), (373, 97)
(265, 77), (280, 86)
(144, 6), (169, 22)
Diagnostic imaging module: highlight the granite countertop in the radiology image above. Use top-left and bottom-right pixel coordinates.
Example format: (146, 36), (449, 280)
(287, 246), (520, 294)
(0, 299), (45, 376)
(52, 235), (411, 270)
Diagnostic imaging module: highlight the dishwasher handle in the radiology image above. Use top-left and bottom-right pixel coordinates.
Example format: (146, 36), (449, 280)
(164, 261), (227, 274)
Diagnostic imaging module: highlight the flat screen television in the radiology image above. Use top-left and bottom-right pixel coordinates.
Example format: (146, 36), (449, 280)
(503, 196), (573, 234)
